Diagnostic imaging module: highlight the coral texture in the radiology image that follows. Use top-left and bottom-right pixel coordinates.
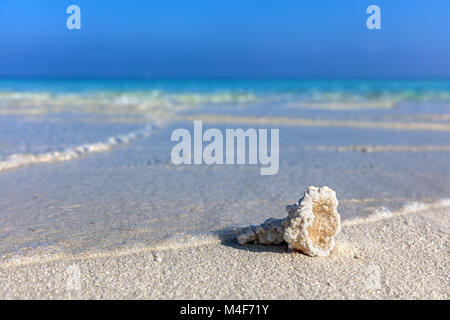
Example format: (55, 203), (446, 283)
(237, 218), (287, 246)
(237, 186), (341, 257)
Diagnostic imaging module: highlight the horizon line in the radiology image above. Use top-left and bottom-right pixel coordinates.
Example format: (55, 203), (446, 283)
(1, 75), (450, 80)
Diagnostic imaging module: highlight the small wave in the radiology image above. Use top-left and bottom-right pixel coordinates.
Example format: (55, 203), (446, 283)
(287, 101), (397, 110)
(0, 90), (259, 117)
(0, 232), (223, 268)
(3, 85), (450, 117)
(313, 145), (450, 153)
(182, 114), (450, 132)
(342, 198), (450, 227)
(0, 245), (64, 267)
(0, 125), (153, 172)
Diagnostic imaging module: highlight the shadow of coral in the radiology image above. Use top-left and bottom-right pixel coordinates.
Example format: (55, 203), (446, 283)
(212, 227), (291, 254)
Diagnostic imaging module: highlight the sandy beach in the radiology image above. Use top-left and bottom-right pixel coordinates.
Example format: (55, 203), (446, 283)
(0, 79), (449, 299)
(0, 202), (448, 299)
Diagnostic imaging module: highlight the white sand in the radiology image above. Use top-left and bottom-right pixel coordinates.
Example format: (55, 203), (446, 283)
(0, 205), (448, 299)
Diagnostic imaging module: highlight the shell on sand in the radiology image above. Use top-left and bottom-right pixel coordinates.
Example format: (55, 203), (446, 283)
(237, 186), (341, 257)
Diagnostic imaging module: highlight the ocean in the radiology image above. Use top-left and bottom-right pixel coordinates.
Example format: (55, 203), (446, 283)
(0, 78), (449, 262)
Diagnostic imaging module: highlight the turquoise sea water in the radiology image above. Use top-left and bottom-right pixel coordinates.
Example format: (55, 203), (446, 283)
(2, 77), (450, 101)
(1, 77), (450, 159)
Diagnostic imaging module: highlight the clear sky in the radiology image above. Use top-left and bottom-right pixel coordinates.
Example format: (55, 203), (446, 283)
(0, 0), (449, 77)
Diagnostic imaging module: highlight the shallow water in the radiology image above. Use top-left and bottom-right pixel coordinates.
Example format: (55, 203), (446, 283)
(0, 78), (449, 261)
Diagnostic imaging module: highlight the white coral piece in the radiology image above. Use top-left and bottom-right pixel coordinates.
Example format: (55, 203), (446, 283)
(237, 186), (341, 257)
(283, 186), (341, 256)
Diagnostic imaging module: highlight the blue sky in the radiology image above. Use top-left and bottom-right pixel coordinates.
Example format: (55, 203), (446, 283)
(0, 0), (449, 77)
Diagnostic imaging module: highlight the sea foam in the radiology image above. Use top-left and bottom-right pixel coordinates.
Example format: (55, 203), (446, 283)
(0, 125), (153, 172)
